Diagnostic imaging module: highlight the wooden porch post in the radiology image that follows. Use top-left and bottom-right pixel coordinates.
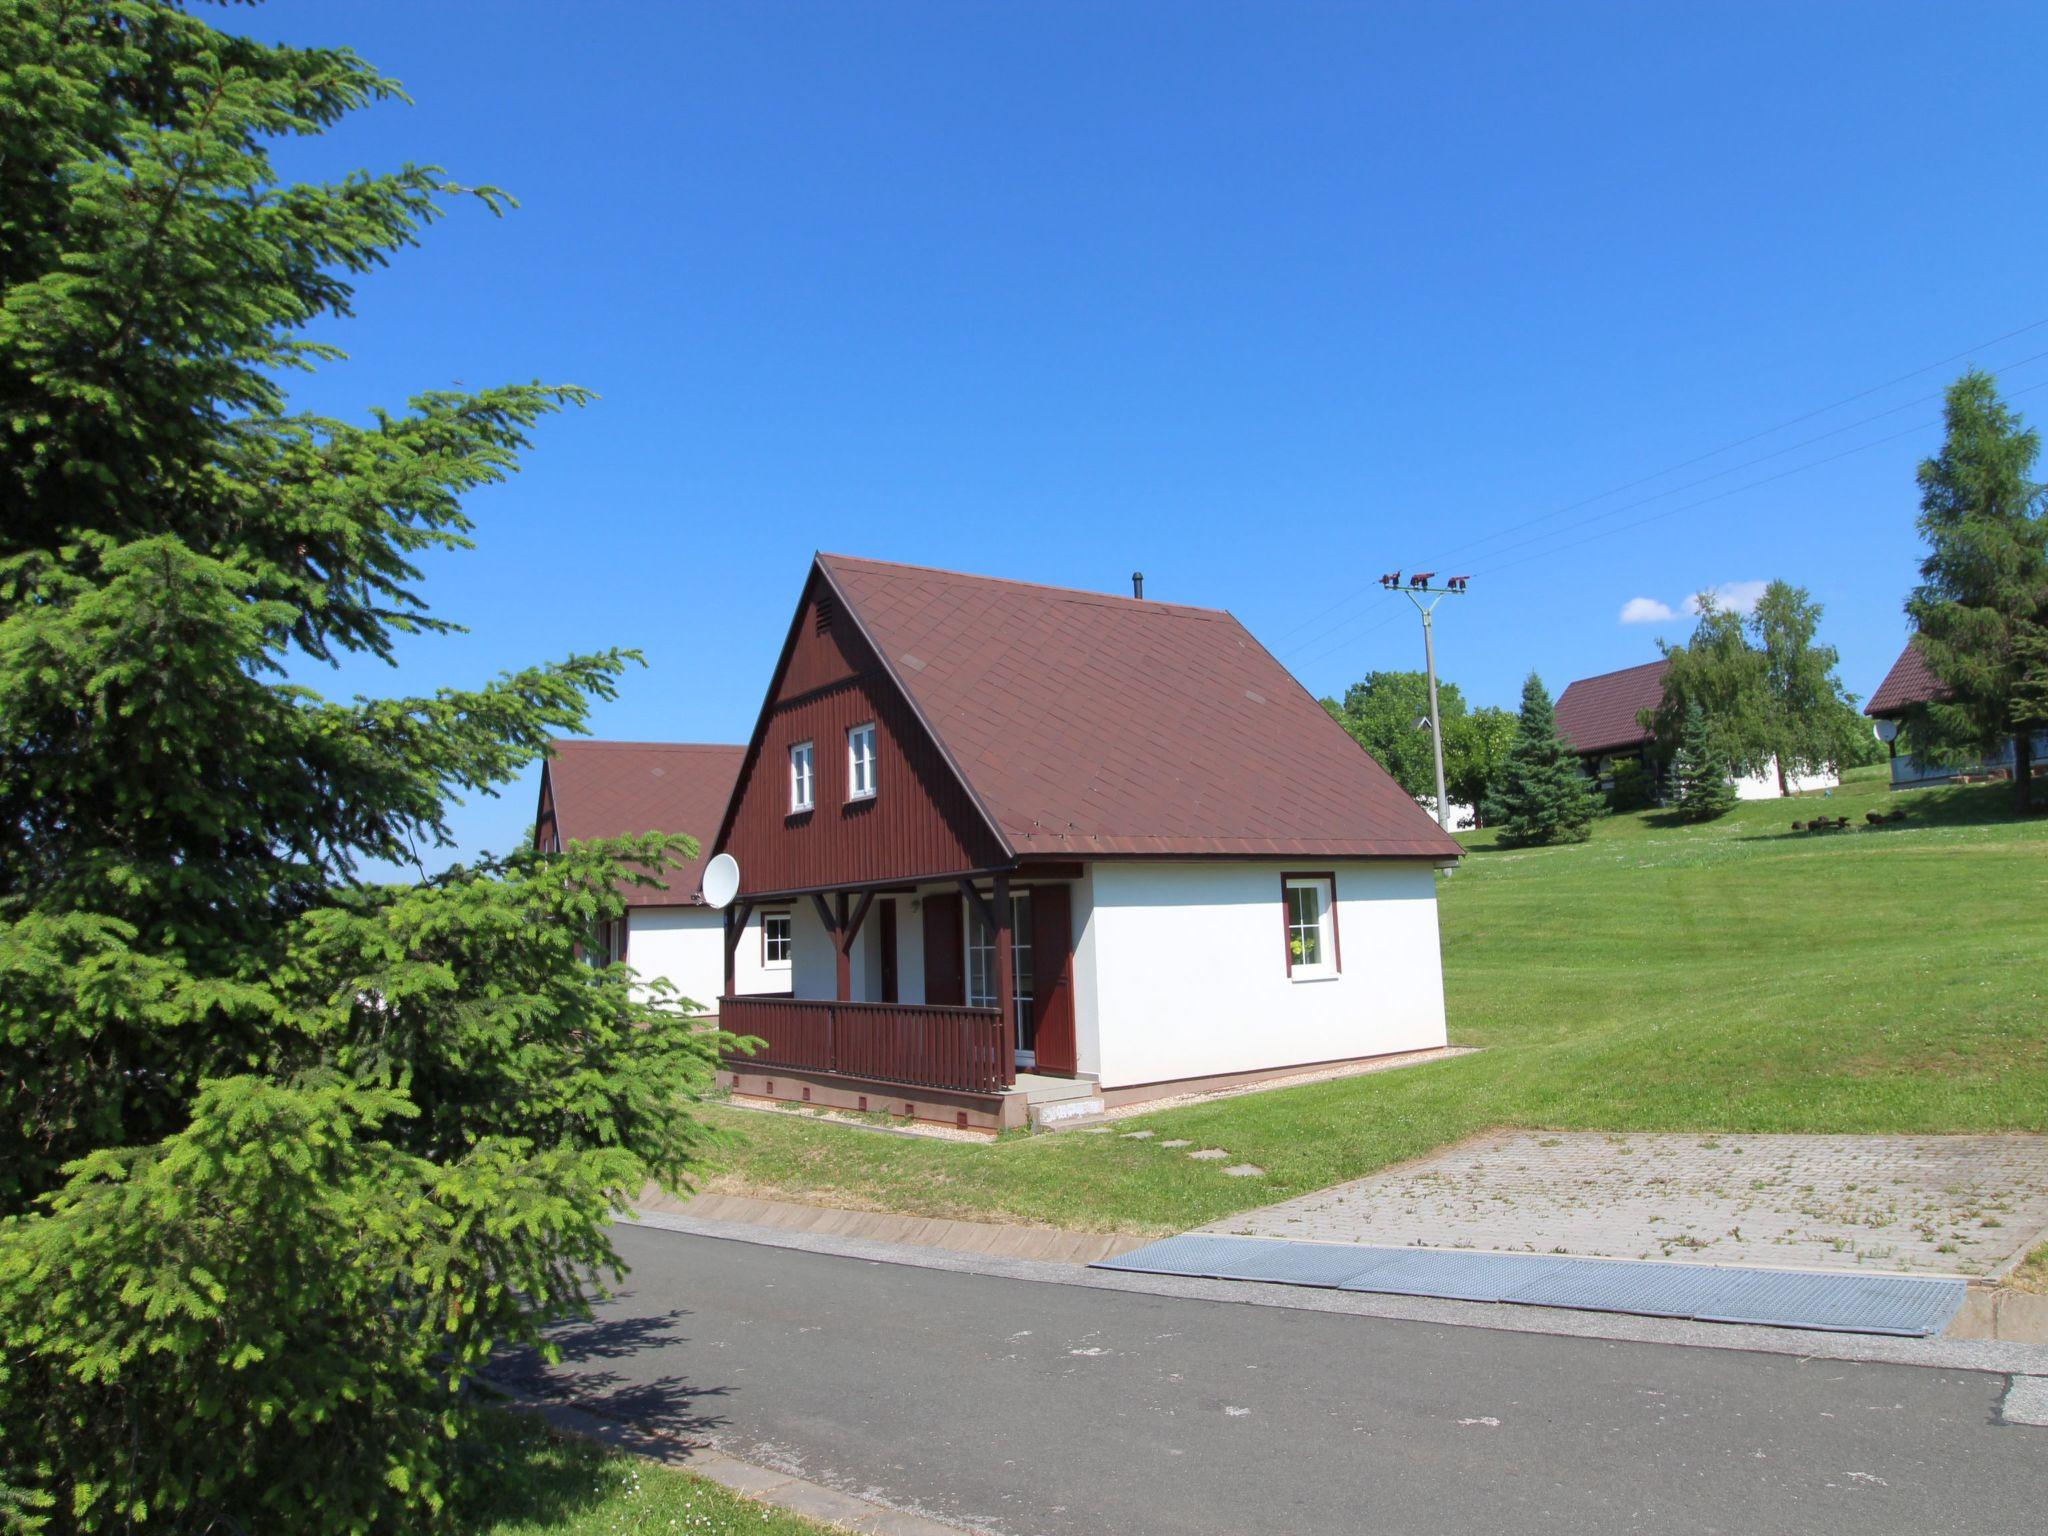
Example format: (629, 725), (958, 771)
(992, 872), (1016, 1085)
(831, 892), (852, 1001)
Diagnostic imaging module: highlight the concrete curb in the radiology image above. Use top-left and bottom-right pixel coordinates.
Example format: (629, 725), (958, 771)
(640, 1190), (2048, 1342)
(1952, 1287), (2048, 1344)
(634, 1187), (1146, 1266)
(497, 1383), (982, 1533)
(620, 1207), (2048, 1379)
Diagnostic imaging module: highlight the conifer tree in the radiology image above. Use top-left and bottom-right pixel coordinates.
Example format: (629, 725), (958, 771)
(1483, 672), (1600, 846)
(0, 4), (723, 1527)
(1670, 702), (1737, 821)
(1906, 370), (2048, 812)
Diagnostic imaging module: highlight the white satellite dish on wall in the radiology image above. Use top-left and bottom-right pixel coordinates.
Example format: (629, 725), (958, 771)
(702, 853), (741, 910)
(1872, 718), (1899, 744)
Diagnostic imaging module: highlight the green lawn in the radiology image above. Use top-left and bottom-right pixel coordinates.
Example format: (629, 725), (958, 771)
(692, 765), (2048, 1237)
(457, 1411), (828, 1535)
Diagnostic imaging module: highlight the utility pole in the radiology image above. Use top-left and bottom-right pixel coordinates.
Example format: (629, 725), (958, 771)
(1377, 571), (1472, 830)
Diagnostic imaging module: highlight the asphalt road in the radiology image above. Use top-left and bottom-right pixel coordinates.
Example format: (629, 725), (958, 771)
(504, 1223), (2045, 1536)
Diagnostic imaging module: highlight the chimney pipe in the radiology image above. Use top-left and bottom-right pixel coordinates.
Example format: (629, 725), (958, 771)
(1132, 571), (1145, 600)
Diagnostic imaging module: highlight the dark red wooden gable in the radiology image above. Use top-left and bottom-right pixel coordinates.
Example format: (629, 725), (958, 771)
(717, 566), (1009, 897)
(533, 766), (559, 853)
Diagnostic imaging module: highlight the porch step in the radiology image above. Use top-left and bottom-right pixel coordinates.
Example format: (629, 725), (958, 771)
(1028, 1095), (1108, 1131)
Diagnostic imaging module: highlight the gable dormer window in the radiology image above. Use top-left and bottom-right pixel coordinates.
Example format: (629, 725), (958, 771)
(789, 741), (814, 813)
(847, 722), (877, 801)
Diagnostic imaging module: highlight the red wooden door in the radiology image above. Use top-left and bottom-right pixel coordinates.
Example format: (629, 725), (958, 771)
(1029, 884), (1077, 1075)
(877, 898), (899, 1003)
(922, 892), (964, 1006)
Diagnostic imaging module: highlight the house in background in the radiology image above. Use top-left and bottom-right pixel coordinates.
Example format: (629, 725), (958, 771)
(534, 741), (785, 1012)
(1865, 638), (2048, 788)
(708, 554), (1461, 1132)
(1553, 657), (1839, 800)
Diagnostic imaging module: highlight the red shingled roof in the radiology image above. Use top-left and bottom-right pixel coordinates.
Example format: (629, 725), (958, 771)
(538, 741), (742, 905)
(1865, 639), (1949, 717)
(814, 554), (1462, 860)
(1553, 658), (1669, 756)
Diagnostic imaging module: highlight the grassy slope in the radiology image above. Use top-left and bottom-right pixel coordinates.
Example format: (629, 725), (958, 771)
(459, 1412), (827, 1535)
(691, 767), (2048, 1236)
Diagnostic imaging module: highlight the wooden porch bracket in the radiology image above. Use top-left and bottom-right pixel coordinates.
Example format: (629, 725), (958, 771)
(721, 899), (754, 1000)
(820, 889), (878, 1002)
(957, 876), (1000, 935)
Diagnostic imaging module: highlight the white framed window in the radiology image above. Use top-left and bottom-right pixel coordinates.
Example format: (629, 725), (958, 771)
(761, 910), (792, 967)
(585, 916), (625, 968)
(965, 892), (1035, 1050)
(789, 741), (814, 813)
(1282, 875), (1338, 980)
(847, 722), (877, 800)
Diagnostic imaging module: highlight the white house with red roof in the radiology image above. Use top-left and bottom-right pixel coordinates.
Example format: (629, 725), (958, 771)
(533, 741), (787, 1011)
(1553, 658), (1838, 800)
(702, 555), (1462, 1131)
(1864, 637), (2048, 788)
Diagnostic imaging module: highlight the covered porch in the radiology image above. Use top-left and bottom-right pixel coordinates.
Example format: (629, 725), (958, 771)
(716, 866), (1088, 1131)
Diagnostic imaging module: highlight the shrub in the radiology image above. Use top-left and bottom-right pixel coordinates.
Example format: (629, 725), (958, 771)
(1606, 759), (1657, 813)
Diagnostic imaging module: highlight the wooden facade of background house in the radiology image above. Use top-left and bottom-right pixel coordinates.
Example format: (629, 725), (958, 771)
(707, 554), (1461, 1132)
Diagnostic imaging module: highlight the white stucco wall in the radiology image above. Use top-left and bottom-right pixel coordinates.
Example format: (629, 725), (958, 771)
(1734, 757), (1840, 800)
(1084, 859), (1449, 1090)
(627, 904), (787, 1013)
(786, 892), (924, 1004)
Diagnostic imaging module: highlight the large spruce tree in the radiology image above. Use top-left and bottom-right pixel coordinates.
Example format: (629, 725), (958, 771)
(1, 4), (720, 1529)
(1483, 673), (1600, 846)
(1906, 370), (2048, 812)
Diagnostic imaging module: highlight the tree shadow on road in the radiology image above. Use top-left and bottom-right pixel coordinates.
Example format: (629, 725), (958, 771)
(489, 1307), (731, 1441)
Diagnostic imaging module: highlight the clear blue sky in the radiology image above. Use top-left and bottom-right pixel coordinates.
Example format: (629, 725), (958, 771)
(253, 0), (2048, 870)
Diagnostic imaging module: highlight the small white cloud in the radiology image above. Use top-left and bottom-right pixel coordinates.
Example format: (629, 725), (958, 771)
(1684, 580), (1768, 616)
(1619, 597), (1675, 624)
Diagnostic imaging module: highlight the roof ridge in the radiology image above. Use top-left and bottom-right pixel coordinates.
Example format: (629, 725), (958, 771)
(817, 551), (1229, 619)
(1560, 656), (1671, 689)
(549, 739), (745, 752)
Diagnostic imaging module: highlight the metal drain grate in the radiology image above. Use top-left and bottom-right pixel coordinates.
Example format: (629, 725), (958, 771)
(1095, 1237), (1967, 1337)
(1096, 1234), (1386, 1287)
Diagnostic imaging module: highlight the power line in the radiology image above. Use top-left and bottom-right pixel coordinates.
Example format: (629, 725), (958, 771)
(1287, 372), (2048, 678)
(1425, 346), (2048, 573)
(1419, 320), (2048, 569)
(1265, 314), (2048, 650)
(1466, 377), (2048, 580)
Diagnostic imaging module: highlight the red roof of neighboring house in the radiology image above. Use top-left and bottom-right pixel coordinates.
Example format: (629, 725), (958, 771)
(538, 741), (743, 905)
(1553, 658), (1670, 756)
(1865, 639), (1949, 717)
(806, 554), (1463, 860)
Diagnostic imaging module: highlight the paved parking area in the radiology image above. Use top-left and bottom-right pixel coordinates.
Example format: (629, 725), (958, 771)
(1202, 1130), (2048, 1276)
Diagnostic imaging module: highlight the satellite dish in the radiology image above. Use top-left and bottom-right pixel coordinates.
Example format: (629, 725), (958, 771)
(1872, 718), (1899, 744)
(702, 853), (741, 909)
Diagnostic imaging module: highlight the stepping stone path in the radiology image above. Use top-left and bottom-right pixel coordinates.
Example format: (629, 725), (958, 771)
(1223, 1164), (1265, 1178)
(1161, 1139), (1192, 1148)
(1121, 1130), (1154, 1140)
(1188, 1149), (1229, 1161)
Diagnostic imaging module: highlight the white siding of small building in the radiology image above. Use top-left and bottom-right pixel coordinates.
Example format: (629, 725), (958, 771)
(627, 904), (787, 1014)
(1734, 757), (1840, 800)
(1082, 859), (1448, 1090)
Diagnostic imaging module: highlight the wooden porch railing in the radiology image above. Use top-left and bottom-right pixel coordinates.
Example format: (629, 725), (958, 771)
(720, 996), (1009, 1096)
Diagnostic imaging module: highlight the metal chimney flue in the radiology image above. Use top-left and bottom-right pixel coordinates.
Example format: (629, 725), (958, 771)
(1132, 571), (1145, 600)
